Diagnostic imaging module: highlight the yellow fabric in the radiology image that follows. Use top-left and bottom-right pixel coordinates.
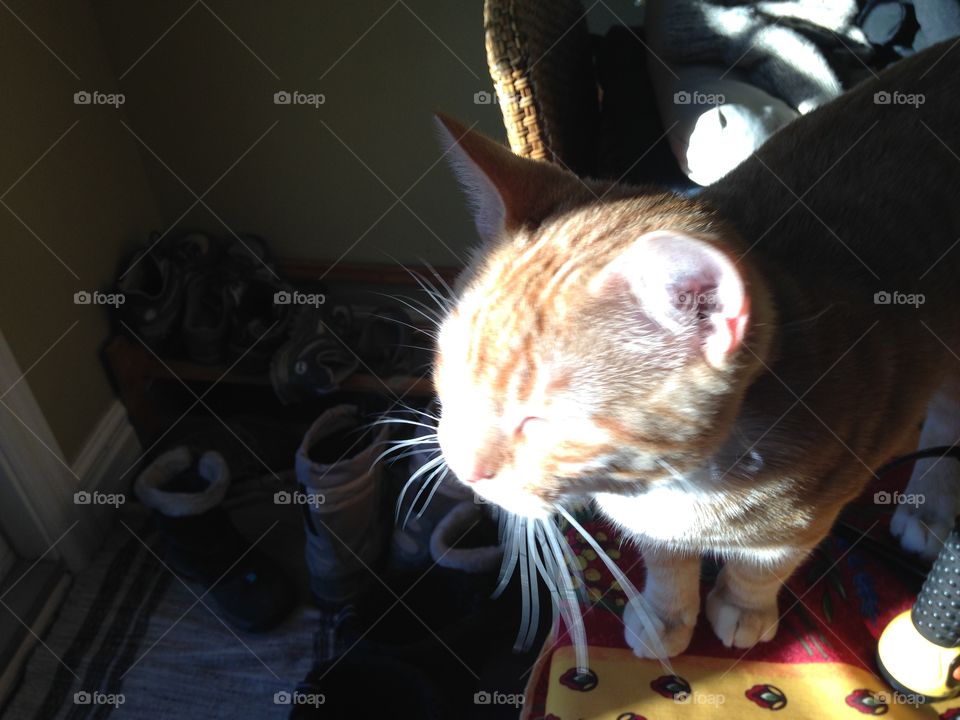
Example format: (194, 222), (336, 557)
(544, 646), (957, 718)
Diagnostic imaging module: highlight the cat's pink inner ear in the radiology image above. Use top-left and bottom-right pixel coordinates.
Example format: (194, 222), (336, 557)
(434, 112), (583, 242)
(593, 231), (749, 368)
(706, 294), (750, 368)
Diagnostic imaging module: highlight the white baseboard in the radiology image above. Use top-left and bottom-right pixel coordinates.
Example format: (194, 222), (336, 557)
(73, 399), (142, 498)
(68, 400), (142, 566)
(0, 327), (141, 573)
(0, 329), (77, 568)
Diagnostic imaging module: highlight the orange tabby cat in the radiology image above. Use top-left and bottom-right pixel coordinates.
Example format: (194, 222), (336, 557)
(433, 41), (960, 657)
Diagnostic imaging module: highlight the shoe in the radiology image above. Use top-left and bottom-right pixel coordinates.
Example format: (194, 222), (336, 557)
(389, 469), (475, 574)
(290, 653), (445, 719)
(156, 413), (302, 484)
(114, 244), (184, 350)
(288, 603), (446, 718)
(295, 405), (388, 605)
(182, 272), (233, 364)
(224, 232), (270, 276)
(134, 447), (296, 632)
(356, 306), (411, 376)
(270, 305), (358, 404)
(291, 561), (500, 719)
(164, 231), (221, 272)
(428, 501), (503, 574)
(225, 275), (293, 373)
(387, 404), (476, 573)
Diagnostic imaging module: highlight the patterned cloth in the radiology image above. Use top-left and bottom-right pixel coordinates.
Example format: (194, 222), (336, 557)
(523, 465), (960, 719)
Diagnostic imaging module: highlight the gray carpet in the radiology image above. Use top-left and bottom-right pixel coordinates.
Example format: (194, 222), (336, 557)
(4, 481), (319, 719)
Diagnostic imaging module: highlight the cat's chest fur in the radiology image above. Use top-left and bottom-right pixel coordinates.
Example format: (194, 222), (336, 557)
(593, 466), (797, 561)
(594, 485), (719, 546)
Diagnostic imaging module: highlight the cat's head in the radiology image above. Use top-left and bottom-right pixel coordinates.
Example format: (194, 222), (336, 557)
(433, 115), (771, 518)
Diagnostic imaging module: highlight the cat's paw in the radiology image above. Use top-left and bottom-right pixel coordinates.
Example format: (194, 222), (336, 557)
(623, 596), (696, 658)
(706, 585), (778, 649)
(890, 500), (951, 561)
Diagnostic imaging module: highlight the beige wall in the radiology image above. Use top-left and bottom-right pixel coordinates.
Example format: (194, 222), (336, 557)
(1, 0), (509, 462)
(91, 0), (506, 266)
(0, 1), (161, 462)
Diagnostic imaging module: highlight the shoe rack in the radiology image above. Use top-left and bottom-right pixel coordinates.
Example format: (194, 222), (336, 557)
(102, 261), (457, 443)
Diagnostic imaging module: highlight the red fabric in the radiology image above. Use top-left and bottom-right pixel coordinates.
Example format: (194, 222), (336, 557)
(525, 461), (928, 715)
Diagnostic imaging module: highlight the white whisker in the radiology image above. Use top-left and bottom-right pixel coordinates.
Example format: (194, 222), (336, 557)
(395, 454), (446, 522)
(371, 291), (445, 326)
(516, 518), (535, 652)
(557, 505), (675, 675)
(656, 458), (699, 495)
(421, 260), (456, 305)
(554, 518), (589, 605)
(519, 519), (542, 650)
(414, 467), (452, 520)
(371, 417), (439, 430)
(493, 514), (520, 598)
(394, 343), (437, 353)
(541, 517), (589, 672)
(531, 522), (560, 594)
(370, 313), (439, 341)
(369, 435), (436, 466)
(389, 447), (440, 463)
(408, 261), (455, 313)
(387, 402), (438, 421)
(402, 461), (449, 528)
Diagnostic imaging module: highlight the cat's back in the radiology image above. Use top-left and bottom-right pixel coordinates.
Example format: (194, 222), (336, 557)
(702, 40), (960, 297)
(696, 42), (960, 490)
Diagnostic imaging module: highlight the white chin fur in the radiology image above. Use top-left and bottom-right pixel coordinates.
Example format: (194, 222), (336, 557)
(469, 478), (553, 520)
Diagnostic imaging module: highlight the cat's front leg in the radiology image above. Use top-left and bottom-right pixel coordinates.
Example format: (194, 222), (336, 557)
(705, 550), (806, 649)
(624, 548), (700, 658)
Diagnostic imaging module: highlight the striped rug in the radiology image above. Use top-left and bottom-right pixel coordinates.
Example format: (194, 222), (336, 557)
(4, 496), (320, 720)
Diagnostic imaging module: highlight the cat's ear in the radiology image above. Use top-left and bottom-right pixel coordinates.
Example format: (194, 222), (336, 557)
(435, 112), (582, 242)
(590, 231), (749, 368)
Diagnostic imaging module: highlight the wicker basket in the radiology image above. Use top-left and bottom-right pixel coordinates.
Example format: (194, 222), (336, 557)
(483, 0), (599, 176)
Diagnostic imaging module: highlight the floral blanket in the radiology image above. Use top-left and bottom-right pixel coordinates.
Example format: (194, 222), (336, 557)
(522, 463), (958, 719)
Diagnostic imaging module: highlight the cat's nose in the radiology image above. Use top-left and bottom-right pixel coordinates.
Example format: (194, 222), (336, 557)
(458, 446), (504, 483)
(463, 465), (496, 484)
(456, 418), (546, 482)
(437, 420), (505, 485)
